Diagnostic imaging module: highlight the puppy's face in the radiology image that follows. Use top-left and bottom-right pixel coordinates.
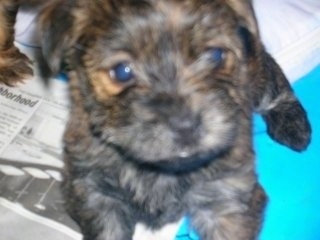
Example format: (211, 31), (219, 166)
(54, 0), (256, 170)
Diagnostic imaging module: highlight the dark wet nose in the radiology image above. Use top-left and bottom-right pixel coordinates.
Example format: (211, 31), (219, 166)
(168, 112), (201, 146)
(148, 94), (202, 146)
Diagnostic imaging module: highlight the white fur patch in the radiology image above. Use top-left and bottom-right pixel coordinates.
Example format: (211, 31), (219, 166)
(133, 219), (182, 240)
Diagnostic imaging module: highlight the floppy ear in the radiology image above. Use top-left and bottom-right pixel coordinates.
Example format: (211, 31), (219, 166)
(227, 0), (311, 151)
(37, 0), (78, 76)
(253, 51), (311, 151)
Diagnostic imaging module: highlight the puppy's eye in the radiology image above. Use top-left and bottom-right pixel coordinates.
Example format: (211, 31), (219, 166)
(207, 47), (224, 65)
(109, 62), (134, 83)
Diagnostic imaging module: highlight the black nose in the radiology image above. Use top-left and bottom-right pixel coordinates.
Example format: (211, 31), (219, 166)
(148, 94), (202, 146)
(168, 111), (201, 146)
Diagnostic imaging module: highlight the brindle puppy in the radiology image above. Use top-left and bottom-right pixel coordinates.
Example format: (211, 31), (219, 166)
(0, 0), (32, 85)
(5, 0), (312, 239)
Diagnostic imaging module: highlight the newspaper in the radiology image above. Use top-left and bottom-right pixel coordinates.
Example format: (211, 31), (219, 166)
(0, 43), (82, 239)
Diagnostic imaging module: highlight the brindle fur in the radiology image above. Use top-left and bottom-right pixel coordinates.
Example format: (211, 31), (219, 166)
(1, 1), (311, 240)
(0, 0), (34, 85)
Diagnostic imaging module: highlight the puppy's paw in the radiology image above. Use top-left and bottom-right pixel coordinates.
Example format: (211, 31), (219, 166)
(0, 46), (33, 86)
(263, 101), (311, 152)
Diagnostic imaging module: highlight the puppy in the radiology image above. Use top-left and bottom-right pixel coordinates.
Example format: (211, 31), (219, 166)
(9, 0), (312, 239)
(0, 0), (33, 85)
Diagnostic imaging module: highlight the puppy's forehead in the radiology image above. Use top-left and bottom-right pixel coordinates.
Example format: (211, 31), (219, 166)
(151, 0), (231, 24)
(109, 0), (238, 49)
(132, 0), (231, 29)
(88, 0), (245, 69)
(153, 1), (195, 28)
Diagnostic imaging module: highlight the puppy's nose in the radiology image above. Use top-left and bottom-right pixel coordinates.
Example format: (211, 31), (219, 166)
(168, 113), (201, 146)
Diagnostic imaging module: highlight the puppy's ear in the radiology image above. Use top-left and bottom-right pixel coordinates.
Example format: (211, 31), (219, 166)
(253, 51), (311, 152)
(228, 0), (311, 151)
(38, 0), (78, 76)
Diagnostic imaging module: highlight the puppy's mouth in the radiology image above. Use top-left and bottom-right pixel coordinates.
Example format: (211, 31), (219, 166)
(108, 143), (228, 173)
